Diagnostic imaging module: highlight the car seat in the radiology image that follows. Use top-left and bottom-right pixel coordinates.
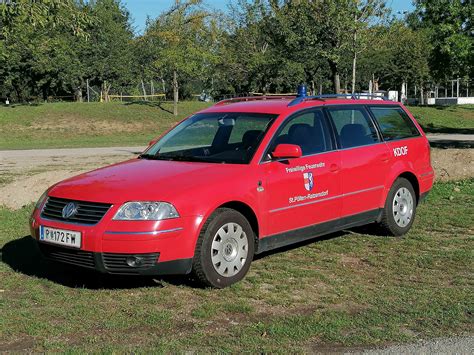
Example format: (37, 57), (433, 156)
(339, 123), (372, 148)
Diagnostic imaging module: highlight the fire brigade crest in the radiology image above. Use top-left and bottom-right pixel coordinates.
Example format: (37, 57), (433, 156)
(303, 172), (314, 191)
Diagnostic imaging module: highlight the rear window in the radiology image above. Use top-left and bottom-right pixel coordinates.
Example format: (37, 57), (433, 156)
(369, 106), (420, 141)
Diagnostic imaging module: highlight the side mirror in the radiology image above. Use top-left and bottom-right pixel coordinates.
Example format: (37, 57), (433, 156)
(272, 144), (302, 159)
(148, 138), (158, 147)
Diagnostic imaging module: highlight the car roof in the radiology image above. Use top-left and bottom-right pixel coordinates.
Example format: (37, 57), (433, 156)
(201, 97), (400, 115)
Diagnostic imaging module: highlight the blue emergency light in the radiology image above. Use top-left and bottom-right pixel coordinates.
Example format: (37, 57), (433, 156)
(297, 84), (307, 97)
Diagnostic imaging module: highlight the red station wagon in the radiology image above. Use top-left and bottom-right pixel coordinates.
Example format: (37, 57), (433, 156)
(30, 87), (434, 288)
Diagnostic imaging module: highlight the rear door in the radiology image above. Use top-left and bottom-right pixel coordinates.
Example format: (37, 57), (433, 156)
(261, 108), (342, 236)
(326, 105), (391, 218)
(367, 105), (428, 173)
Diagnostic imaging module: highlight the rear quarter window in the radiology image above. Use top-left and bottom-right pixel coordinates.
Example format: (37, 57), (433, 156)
(369, 106), (420, 141)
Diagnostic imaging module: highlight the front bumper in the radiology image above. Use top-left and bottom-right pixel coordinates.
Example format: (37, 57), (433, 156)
(37, 242), (193, 276)
(30, 206), (204, 275)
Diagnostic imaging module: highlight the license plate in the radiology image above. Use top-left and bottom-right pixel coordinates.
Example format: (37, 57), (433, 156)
(39, 226), (81, 249)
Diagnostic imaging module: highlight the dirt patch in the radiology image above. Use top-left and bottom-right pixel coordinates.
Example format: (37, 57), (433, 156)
(0, 170), (89, 209)
(431, 148), (473, 181)
(0, 336), (36, 352)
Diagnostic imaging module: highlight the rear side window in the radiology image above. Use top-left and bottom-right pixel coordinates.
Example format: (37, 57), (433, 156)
(369, 106), (420, 141)
(327, 106), (379, 149)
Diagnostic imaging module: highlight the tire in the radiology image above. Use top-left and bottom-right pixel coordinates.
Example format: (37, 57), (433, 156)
(378, 177), (417, 237)
(192, 208), (255, 288)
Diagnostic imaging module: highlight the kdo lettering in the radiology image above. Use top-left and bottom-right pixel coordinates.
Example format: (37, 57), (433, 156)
(393, 146), (408, 156)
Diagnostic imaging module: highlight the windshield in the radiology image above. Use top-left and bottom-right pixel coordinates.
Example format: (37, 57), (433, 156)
(142, 112), (277, 164)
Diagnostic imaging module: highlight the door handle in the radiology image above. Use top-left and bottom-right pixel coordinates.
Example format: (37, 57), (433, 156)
(330, 163), (340, 172)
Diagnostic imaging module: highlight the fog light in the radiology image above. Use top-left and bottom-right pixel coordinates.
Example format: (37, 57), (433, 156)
(126, 256), (143, 267)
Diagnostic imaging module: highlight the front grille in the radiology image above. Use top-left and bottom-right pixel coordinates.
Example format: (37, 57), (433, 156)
(38, 243), (95, 269)
(102, 252), (160, 274)
(41, 197), (112, 225)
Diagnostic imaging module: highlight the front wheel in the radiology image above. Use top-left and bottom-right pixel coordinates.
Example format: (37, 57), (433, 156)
(192, 208), (255, 288)
(378, 177), (417, 236)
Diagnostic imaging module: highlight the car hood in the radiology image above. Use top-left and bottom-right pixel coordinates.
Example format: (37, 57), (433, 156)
(48, 158), (248, 204)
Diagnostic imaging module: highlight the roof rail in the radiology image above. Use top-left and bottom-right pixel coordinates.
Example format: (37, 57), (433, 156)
(214, 95), (295, 106)
(288, 93), (389, 107)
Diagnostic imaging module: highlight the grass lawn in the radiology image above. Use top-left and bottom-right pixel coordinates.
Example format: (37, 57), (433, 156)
(0, 101), (211, 150)
(409, 104), (474, 134)
(0, 101), (472, 150)
(0, 179), (472, 352)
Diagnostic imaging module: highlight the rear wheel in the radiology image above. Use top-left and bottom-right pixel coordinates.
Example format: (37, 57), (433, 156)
(192, 208), (255, 288)
(378, 177), (417, 236)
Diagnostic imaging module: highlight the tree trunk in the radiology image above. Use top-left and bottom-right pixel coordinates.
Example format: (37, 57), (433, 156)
(103, 81), (111, 102)
(351, 15), (357, 94)
(42, 86), (48, 102)
(141, 80), (147, 101)
(351, 50), (357, 94)
(161, 78), (166, 93)
(173, 70), (178, 116)
(75, 86), (83, 102)
(329, 61), (340, 94)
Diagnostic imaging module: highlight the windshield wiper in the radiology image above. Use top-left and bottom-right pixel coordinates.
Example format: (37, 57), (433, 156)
(139, 153), (212, 162)
(159, 155), (214, 162)
(138, 153), (168, 160)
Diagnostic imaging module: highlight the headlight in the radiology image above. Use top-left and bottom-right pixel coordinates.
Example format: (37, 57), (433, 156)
(113, 202), (179, 221)
(35, 191), (48, 210)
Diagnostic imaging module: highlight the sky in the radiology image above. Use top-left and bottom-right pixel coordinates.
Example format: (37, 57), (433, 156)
(123, 0), (415, 34)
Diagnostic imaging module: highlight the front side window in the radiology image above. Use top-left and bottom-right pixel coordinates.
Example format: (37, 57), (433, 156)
(143, 112), (276, 164)
(327, 106), (379, 149)
(369, 106), (420, 141)
(268, 109), (333, 156)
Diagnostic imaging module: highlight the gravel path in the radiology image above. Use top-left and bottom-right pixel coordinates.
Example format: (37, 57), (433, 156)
(427, 133), (474, 148)
(0, 146), (145, 172)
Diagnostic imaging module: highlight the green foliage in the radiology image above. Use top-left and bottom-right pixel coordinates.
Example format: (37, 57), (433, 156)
(0, 0), (471, 102)
(82, 0), (135, 92)
(137, 1), (219, 99)
(0, 0), (134, 101)
(358, 21), (430, 90)
(409, 0), (473, 81)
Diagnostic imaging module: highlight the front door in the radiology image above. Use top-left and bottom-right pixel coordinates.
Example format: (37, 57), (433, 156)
(261, 108), (342, 237)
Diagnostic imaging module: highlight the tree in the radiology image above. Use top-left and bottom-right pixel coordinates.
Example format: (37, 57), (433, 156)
(82, 0), (135, 102)
(0, 0), (90, 101)
(358, 21), (430, 100)
(349, 0), (387, 93)
(0, 0), (90, 38)
(141, 0), (218, 115)
(409, 0), (473, 82)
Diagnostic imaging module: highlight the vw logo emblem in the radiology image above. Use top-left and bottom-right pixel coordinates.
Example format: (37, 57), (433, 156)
(62, 202), (78, 219)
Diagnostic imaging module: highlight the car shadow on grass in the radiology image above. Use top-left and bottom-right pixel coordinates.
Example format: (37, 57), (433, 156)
(0, 236), (194, 289)
(2, 228), (384, 290)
